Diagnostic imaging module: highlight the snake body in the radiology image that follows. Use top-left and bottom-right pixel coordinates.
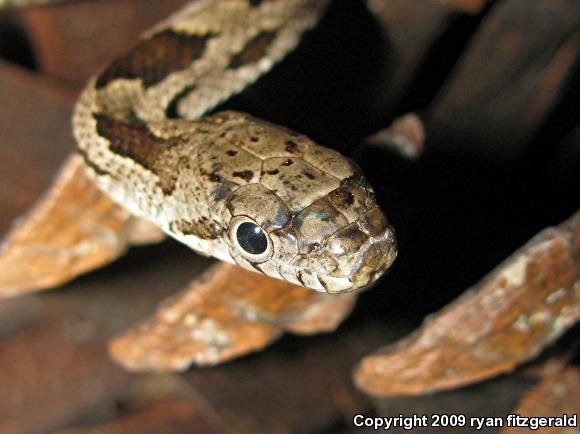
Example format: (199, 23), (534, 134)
(72, 0), (397, 292)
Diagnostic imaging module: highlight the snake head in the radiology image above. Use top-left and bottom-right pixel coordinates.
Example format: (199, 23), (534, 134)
(216, 113), (397, 293)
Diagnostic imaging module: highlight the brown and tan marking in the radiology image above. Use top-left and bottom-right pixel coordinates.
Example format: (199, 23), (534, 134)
(71, 0), (397, 292)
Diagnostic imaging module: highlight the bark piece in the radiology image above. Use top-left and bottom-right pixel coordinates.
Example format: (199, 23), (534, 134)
(500, 367), (580, 434)
(0, 155), (163, 297)
(110, 262), (358, 371)
(355, 210), (580, 396)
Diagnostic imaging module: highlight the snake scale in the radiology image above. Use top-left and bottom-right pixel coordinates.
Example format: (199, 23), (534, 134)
(70, 0), (397, 293)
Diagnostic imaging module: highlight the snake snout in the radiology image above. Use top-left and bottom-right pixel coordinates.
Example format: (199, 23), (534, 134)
(348, 225), (397, 290)
(301, 206), (397, 293)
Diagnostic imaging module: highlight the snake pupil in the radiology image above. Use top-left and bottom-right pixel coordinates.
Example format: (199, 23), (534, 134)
(236, 222), (267, 255)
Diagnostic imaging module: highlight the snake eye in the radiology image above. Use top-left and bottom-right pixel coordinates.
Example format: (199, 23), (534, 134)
(229, 217), (273, 263)
(236, 222), (267, 255)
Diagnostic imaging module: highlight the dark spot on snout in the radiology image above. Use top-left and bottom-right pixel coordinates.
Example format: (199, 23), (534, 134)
(342, 225), (368, 244)
(226, 150), (237, 156)
(341, 173), (361, 186)
(332, 189), (355, 207)
(285, 141), (298, 153)
(266, 169), (279, 175)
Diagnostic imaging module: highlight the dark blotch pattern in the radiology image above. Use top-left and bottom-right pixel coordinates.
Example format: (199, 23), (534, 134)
(95, 114), (164, 171)
(94, 113), (179, 194)
(233, 170), (254, 182)
(96, 30), (214, 89)
(229, 31), (277, 69)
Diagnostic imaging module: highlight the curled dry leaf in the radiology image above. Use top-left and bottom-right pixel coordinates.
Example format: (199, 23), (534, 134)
(364, 113), (426, 160)
(355, 210), (580, 396)
(0, 155), (129, 296)
(0, 154), (164, 297)
(110, 262), (357, 371)
(500, 367), (580, 434)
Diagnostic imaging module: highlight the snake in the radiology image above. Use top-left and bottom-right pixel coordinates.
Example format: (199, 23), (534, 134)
(70, 0), (397, 293)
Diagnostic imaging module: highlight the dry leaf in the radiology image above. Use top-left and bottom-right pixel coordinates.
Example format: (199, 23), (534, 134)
(110, 262), (357, 371)
(0, 154), (164, 297)
(355, 210), (580, 396)
(364, 113), (425, 160)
